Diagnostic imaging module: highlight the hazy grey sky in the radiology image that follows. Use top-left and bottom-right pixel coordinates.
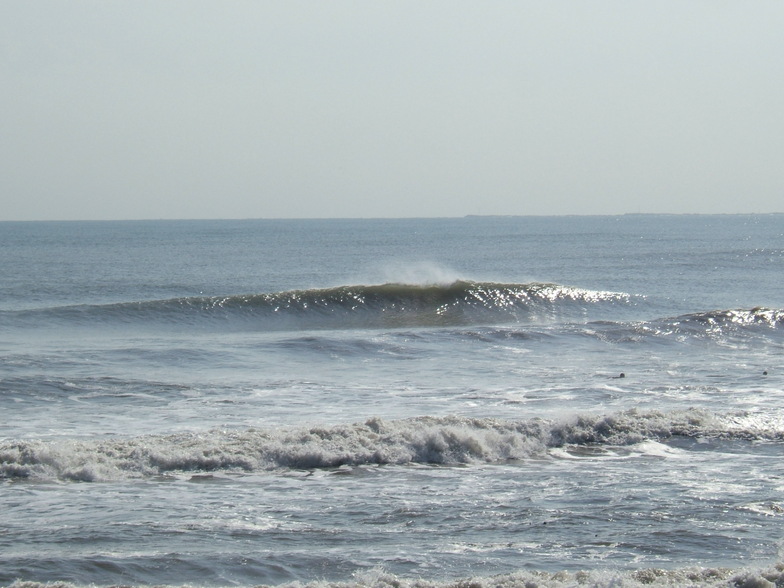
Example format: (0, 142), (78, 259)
(2, 1), (783, 220)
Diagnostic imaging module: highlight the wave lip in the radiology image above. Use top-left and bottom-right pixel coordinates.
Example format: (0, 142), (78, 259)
(1, 281), (632, 332)
(2, 409), (780, 482)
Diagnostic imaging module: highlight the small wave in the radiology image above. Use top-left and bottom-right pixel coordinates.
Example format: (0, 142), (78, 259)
(1, 281), (631, 332)
(2, 409), (781, 482)
(636, 308), (784, 345)
(561, 307), (784, 346)
(6, 562), (784, 588)
(656, 307), (784, 335)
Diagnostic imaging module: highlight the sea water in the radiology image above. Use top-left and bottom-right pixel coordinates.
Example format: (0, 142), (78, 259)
(1, 215), (783, 587)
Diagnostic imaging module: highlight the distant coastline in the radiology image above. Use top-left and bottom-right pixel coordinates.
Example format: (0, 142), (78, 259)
(464, 211), (784, 219)
(2, 212), (783, 223)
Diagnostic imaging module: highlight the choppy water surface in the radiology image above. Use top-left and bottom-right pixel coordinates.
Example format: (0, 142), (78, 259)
(1, 215), (783, 588)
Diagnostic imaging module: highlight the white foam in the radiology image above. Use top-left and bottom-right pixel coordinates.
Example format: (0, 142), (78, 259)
(10, 562), (780, 588)
(2, 409), (782, 482)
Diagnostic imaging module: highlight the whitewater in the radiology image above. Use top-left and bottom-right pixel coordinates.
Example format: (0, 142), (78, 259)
(1, 215), (783, 588)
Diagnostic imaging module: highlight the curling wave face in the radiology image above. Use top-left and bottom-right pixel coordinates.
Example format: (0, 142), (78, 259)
(5, 282), (783, 342)
(0, 281), (632, 331)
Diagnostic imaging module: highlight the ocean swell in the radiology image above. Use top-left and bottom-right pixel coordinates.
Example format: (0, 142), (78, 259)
(0, 281), (631, 332)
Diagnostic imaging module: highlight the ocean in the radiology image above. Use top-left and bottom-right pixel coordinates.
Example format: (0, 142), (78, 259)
(1, 215), (783, 588)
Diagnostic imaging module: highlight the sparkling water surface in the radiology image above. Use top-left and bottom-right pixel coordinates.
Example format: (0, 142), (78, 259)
(1, 215), (783, 587)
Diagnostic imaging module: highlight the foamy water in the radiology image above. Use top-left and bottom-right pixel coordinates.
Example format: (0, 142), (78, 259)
(1, 215), (783, 587)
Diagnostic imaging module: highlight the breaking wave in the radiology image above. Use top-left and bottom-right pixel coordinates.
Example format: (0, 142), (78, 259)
(4, 282), (782, 342)
(6, 562), (784, 587)
(0, 281), (631, 331)
(564, 307), (784, 345)
(2, 409), (781, 482)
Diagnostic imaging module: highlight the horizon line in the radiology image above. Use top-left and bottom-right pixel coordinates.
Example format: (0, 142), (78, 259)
(2, 211), (783, 223)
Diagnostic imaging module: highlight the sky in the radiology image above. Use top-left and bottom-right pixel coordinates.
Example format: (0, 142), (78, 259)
(2, 1), (783, 221)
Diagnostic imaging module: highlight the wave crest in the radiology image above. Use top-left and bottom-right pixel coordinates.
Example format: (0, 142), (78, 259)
(668, 307), (784, 331)
(3, 281), (631, 331)
(7, 563), (784, 588)
(2, 409), (780, 482)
